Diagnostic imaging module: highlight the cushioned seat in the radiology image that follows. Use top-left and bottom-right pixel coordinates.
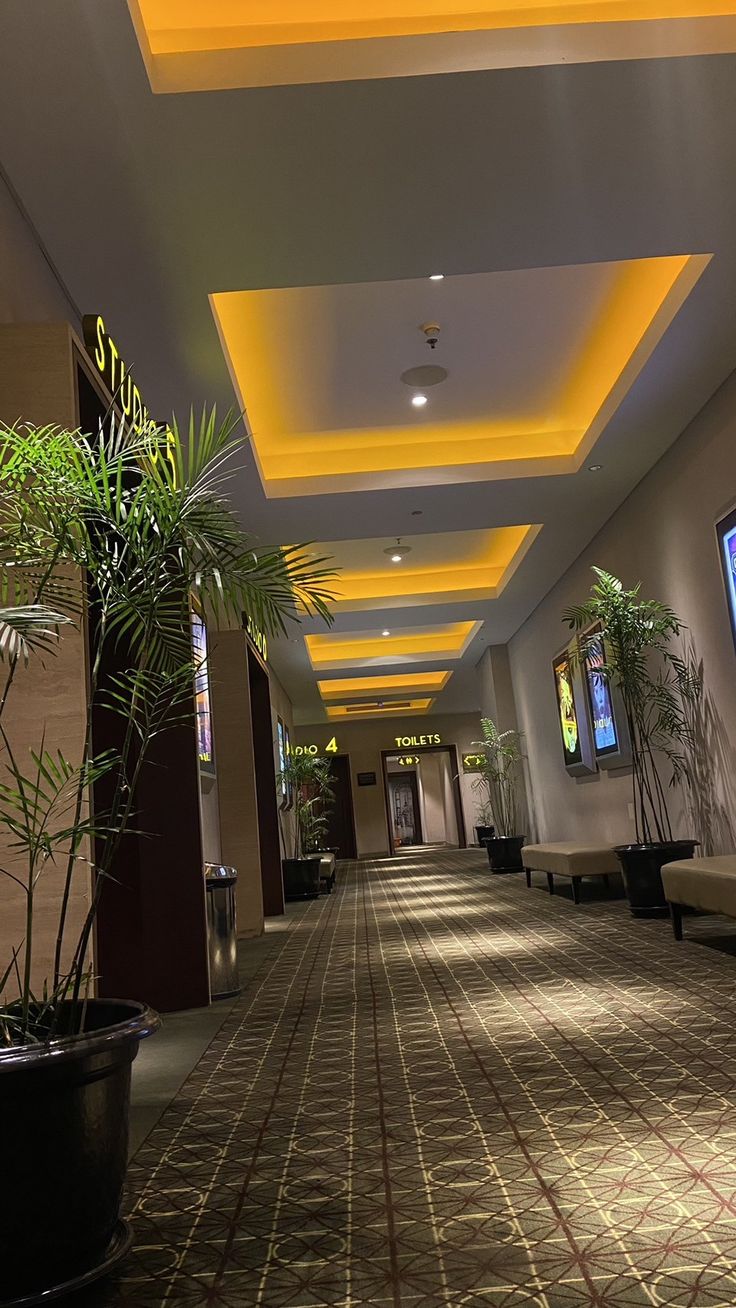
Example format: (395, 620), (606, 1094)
(521, 842), (620, 904)
(319, 851), (337, 893)
(661, 856), (736, 938)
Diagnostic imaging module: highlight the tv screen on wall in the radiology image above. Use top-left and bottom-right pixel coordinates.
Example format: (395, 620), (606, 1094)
(718, 506), (736, 653)
(191, 610), (215, 776)
(553, 651), (583, 768)
(584, 629), (619, 757)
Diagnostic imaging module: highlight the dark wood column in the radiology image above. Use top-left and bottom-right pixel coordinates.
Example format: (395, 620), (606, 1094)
(248, 648), (284, 916)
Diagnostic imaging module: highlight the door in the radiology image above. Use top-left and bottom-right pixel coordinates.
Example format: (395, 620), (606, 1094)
(321, 755), (357, 859)
(388, 772), (422, 848)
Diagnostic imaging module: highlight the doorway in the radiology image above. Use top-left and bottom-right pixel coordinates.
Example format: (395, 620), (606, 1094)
(382, 746), (467, 853)
(247, 647), (284, 916)
(388, 770), (423, 847)
(321, 755), (358, 859)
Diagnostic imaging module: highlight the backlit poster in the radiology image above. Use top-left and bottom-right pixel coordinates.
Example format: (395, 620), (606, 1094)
(717, 506), (736, 653)
(584, 629), (618, 757)
(191, 610), (215, 776)
(553, 652), (582, 767)
(277, 717), (287, 802)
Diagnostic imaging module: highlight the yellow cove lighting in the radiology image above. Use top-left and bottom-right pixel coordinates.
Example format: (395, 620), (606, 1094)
(211, 255), (710, 498)
(325, 526), (538, 611)
(130, 3), (736, 92)
(318, 671), (451, 701)
(326, 698), (434, 720)
(305, 621), (481, 671)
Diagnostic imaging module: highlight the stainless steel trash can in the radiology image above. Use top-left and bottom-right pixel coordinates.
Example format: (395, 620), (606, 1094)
(204, 864), (240, 1000)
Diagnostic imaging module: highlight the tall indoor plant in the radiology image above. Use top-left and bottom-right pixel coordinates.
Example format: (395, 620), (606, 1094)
(565, 567), (699, 915)
(277, 751), (335, 900)
(471, 717), (526, 872)
(0, 411), (335, 1303)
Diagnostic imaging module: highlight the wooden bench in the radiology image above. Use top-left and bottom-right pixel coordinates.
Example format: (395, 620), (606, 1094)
(661, 856), (736, 939)
(522, 843), (620, 905)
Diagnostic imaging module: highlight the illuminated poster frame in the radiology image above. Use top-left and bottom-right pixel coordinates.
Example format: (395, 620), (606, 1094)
(582, 623), (632, 770)
(191, 607), (215, 777)
(717, 504), (736, 655)
(552, 643), (596, 777)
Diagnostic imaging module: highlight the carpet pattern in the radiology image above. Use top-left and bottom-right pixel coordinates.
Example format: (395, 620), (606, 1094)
(102, 849), (736, 1307)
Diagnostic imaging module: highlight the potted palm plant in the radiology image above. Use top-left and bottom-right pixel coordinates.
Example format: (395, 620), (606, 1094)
(473, 799), (495, 848)
(565, 568), (700, 916)
(472, 718), (525, 872)
(0, 411), (334, 1304)
(277, 752), (335, 900)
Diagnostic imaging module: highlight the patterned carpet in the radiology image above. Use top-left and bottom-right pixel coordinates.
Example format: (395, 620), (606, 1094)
(100, 848), (736, 1307)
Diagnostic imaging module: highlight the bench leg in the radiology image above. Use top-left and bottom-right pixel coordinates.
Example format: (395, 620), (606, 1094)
(571, 877), (582, 905)
(546, 872), (555, 895)
(525, 868), (531, 889)
(669, 902), (684, 941)
(603, 874), (610, 888)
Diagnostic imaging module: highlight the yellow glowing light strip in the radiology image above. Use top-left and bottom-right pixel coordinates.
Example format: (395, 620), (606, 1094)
(211, 255), (709, 496)
(318, 671), (451, 700)
(329, 526), (538, 608)
(326, 697), (434, 719)
(305, 621), (480, 669)
(136, 2), (736, 53)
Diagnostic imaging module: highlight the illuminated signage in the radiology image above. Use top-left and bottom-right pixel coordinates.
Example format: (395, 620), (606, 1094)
(462, 752), (485, 773)
(83, 314), (153, 430)
(397, 755), (420, 766)
(294, 737), (338, 757)
(584, 629), (618, 757)
(191, 610), (215, 777)
(394, 733), (442, 748)
(552, 651), (583, 767)
(718, 506), (736, 655)
(245, 615), (268, 663)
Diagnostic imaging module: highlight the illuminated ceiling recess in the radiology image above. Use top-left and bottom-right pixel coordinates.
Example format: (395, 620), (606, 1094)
(318, 671), (452, 700)
(129, 2), (736, 91)
(211, 256), (709, 498)
(305, 622), (482, 671)
(326, 698), (435, 721)
(312, 526), (539, 611)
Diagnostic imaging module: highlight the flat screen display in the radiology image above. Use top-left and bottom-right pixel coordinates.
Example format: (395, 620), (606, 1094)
(553, 651), (582, 767)
(191, 610), (215, 776)
(718, 506), (736, 652)
(584, 629), (619, 757)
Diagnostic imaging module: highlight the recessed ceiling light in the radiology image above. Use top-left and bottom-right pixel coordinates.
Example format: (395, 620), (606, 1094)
(382, 630), (391, 637)
(429, 273), (444, 281)
(588, 464), (603, 472)
(383, 538), (412, 563)
(412, 394), (428, 408)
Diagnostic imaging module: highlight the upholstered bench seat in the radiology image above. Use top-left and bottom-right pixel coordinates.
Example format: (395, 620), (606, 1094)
(661, 856), (736, 938)
(319, 851), (337, 893)
(522, 842), (620, 905)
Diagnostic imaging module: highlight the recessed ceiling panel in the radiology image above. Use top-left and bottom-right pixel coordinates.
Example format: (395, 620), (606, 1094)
(326, 697), (434, 720)
(318, 525), (538, 610)
(130, 2), (736, 91)
(305, 621), (482, 670)
(318, 671), (451, 700)
(212, 256), (709, 497)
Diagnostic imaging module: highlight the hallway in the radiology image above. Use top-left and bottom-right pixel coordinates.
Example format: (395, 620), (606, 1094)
(104, 850), (736, 1307)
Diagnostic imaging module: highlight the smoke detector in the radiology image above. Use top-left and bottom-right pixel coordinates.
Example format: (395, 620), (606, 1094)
(384, 537), (412, 563)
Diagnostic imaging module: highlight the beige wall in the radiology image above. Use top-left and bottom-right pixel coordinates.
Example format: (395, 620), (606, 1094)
(509, 369), (736, 854)
(294, 713), (484, 856)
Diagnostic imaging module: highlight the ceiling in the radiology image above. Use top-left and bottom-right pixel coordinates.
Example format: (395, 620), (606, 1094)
(1, 3), (736, 724)
(129, 1), (736, 90)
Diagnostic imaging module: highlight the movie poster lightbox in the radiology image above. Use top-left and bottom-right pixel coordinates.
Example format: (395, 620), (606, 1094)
(191, 609), (215, 777)
(552, 644), (596, 777)
(717, 505), (736, 654)
(582, 624), (632, 770)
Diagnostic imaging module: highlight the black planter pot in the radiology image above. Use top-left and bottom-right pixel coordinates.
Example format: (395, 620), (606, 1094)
(485, 835), (525, 874)
(475, 825), (495, 847)
(283, 857), (322, 901)
(0, 998), (159, 1306)
(615, 840), (699, 918)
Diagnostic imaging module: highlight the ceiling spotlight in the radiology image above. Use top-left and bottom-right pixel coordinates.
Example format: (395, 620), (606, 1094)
(588, 464), (603, 472)
(429, 273), (444, 281)
(382, 630), (391, 637)
(412, 393), (428, 408)
(384, 537), (412, 563)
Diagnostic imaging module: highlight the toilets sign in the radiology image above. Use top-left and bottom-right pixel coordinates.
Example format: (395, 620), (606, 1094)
(394, 733), (442, 748)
